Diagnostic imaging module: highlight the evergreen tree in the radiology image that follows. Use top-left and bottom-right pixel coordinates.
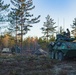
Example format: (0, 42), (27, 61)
(0, 0), (10, 22)
(9, 0), (40, 50)
(0, 0), (9, 11)
(8, 10), (20, 46)
(0, 0), (10, 49)
(71, 18), (76, 37)
(41, 15), (57, 42)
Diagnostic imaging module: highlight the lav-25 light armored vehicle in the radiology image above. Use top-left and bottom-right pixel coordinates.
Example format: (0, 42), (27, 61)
(48, 32), (76, 61)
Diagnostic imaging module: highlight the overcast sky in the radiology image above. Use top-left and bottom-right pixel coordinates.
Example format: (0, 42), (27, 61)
(4, 0), (76, 38)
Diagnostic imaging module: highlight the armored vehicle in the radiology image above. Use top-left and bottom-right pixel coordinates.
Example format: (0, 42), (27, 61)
(48, 33), (76, 61)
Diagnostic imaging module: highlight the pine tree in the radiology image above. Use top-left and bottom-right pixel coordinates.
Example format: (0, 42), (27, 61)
(41, 15), (57, 42)
(9, 0), (40, 50)
(8, 11), (20, 46)
(0, 0), (10, 22)
(0, 0), (9, 11)
(0, 0), (9, 48)
(71, 18), (76, 37)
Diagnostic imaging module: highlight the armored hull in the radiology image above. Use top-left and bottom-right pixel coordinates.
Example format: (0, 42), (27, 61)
(49, 34), (76, 60)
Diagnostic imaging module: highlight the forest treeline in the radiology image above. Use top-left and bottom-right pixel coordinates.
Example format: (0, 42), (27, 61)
(0, 0), (76, 51)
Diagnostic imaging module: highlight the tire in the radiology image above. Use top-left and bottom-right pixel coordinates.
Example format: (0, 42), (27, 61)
(55, 52), (58, 60)
(55, 51), (64, 61)
(50, 51), (55, 59)
(58, 52), (64, 61)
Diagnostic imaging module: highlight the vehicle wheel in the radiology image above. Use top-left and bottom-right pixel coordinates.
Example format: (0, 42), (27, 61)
(55, 52), (58, 60)
(50, 51), (55, 59)
(58, 52), (64, 61)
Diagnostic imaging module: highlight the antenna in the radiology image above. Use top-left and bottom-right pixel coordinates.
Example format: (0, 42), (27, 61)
(58, 18), (59, 33)
(63, 18), (65, 31)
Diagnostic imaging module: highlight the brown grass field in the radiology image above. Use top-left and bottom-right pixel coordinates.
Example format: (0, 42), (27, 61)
(0, 54), (76, 75)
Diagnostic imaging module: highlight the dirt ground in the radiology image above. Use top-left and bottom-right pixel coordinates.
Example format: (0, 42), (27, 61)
(0, 54), (76, 75)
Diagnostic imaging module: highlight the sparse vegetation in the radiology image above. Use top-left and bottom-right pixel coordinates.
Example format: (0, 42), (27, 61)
(0, 54), (75, 75)
(0, 54), (54, 75)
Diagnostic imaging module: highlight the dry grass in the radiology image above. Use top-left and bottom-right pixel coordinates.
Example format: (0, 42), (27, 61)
(57, 70), (68, 75)
(0, 54), (75, 75)
(0, 54), (55, 75)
